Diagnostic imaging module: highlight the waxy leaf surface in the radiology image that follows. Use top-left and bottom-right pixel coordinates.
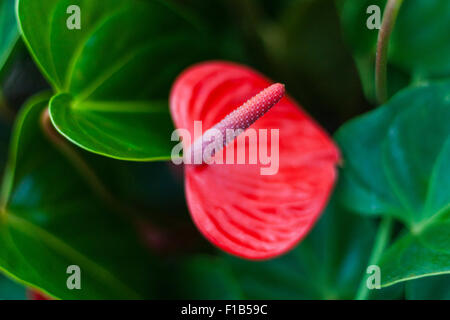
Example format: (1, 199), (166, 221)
(406, 275), (450, 300)
(335, 82), (450, 286)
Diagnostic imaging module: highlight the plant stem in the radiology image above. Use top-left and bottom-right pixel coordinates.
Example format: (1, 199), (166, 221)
(355, 216), (393, 300)
(360, 0), (402, 299)
(375, 0), (404, 104)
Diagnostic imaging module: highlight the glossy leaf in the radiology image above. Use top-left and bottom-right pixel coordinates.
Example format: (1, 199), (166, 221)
(0, 93), (160, 299)
(225, 198), (402, 299)
(18, 0), (210, 160)
(273, 0), (368, 129)
(170, 61), (340, 259)
(335, 81), (450, 286)
(337, 0), (450, 101)
(49, 94), (175, 161)
(0, 0), (19, 75)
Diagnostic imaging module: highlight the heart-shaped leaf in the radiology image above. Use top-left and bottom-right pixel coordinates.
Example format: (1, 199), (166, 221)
(0, 0), (19, 76)
(337, 0), (450, 102)
(224, 198), (402, 299)
(0, 115), (10, 171)
(406, 275), (450, 300)
(0, 93), (161, 299)
(17, 0), (210, 160)
(335, 81), (450, 286)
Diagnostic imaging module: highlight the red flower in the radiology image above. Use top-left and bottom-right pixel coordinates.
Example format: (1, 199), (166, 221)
(170, 61), (340, 259)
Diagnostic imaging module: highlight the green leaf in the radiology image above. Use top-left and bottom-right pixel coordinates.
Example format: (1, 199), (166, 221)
(262, 0), (367, 128)
(335, 81), (450, 286)
(0, 93), (160, 299)
(224, 198), (400, 299)
(18, 0), (210, 160)
(378, 212), (450, 287)
(0, 0), (19, 75)
(337, 0), (450, 101)
(0, 274), (26, 300)
(406, 274), (450, 300)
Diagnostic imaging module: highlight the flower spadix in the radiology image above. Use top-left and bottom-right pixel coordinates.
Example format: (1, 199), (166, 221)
(170, 61), (340, 259)
(185, 83), (285, 164)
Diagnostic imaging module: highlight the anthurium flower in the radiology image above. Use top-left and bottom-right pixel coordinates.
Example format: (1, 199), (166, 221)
(170, 61), (340, 259)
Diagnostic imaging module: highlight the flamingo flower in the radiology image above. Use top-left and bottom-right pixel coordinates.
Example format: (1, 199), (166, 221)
(28, 290), (50, 300)
(170, 61), (340, 259)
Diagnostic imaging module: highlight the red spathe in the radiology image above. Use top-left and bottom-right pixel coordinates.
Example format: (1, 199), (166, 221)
(170, 61), (340, 259)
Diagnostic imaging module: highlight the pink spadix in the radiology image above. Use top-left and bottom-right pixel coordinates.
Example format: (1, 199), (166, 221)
(185, 83), (285, 164)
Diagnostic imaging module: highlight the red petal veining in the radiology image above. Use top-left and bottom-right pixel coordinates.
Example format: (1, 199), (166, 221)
(170, 61), (340, 259)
